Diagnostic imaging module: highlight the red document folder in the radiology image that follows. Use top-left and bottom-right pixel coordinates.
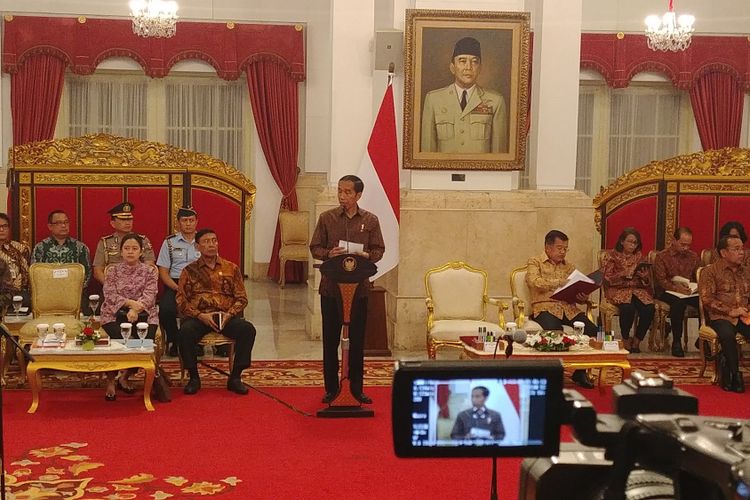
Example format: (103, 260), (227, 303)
(550, 270), (602, 304)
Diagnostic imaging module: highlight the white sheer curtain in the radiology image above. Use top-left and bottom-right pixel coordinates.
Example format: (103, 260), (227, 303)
(66, 75), (148, 139)
(165, 79), (244, 167)
(575, 91), (595, 195)
(608, 88), (681, 183)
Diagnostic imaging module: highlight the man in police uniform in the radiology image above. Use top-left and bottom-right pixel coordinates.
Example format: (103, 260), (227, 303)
(157, 206), (200, 357)
(420, 36), (507, 154)
(93, 202), (155, 284)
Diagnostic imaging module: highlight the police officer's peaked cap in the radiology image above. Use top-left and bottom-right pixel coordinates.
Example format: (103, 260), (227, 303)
(452, 37), (481, 60)
(176, 206), (197, 218)
(108, 202), (134, 220)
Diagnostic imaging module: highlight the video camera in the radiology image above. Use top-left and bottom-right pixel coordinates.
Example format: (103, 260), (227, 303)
(392, 360), (750, 500)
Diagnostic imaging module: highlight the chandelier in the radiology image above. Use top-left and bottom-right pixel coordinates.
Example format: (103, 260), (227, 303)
(129, 0), (179, 38)
(644, 0), (695, 52)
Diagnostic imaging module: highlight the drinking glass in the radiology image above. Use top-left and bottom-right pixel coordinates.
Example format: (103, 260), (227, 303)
(120, 322), (132, 347)
(136, 322), (149, 350)
(88, 294), (100, 315)
(36, 323), (49, 346)
(53, 323), (66, 347)
(573, 321), (586, 344)
(11, 295), (22, 315)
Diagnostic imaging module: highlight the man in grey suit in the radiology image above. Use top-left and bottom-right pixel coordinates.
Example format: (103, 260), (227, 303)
(421, 37), (508, 154)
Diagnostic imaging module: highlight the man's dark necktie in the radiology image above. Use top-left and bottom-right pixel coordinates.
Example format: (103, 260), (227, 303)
(460, 90), (467, 111)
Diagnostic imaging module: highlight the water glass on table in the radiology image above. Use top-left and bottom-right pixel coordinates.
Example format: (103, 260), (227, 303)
(36, 323), (49, 346)
(136, 322), (148, 350)
(120, 322), (132, 347)
(11, 295), (22, 315)
(52, 323), (66, 347)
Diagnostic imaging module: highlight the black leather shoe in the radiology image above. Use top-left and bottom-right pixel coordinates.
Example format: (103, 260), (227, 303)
(571, 370), (595, 389)
(321, 392), (336, 404)
(354, 393), (373, 404)
(734, 372), (746, 393)
(116, 378), (136, 395)
(227, 378), (249, 395)
(671, 344), (685, 358)
(183, 377), (201, 395)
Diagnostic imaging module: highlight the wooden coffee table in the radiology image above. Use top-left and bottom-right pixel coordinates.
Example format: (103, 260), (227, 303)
(460, 337), (631, 391)
(27, 340), (156, 413)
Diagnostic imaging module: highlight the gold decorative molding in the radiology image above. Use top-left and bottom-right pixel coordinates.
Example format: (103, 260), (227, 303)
(171, 174), (183, 184)
(18, 173), (31, 184)
(661, 147), (750, 177)
(606, 183), (658, 212)
(616, 32), (625, 40)
(594, 210), (602, 233)
(664, 195), (677, 244)
(192, 174), (242, 202)
(681, 182), (750, 193)
(593, 162), (663, 209)
(77, 16), (86, 24)
(226, 22), (235, 30)
(4, 14), (13, 22)
(19, 187), (31, 249)
(667, 181), (677, 192)
(34, 173), (169, 185)
(171, 187), (184, 223)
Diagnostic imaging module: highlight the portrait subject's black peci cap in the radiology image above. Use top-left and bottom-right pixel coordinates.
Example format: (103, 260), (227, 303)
(176, 206), (197, 218)
(108, 202), (134, 220)
(452, 37), (481, 60)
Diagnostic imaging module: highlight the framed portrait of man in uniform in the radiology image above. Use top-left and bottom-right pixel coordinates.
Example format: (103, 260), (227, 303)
(403, 9), (530, 171)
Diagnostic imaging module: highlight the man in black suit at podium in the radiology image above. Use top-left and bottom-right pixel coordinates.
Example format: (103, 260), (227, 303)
(310, 175), (385, 405)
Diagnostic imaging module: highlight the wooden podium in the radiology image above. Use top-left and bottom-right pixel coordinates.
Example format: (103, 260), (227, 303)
(317, 254), (377, 418)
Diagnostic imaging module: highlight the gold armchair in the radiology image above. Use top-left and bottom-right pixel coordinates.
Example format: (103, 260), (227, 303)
(696, 266), (746, 384)
(509, 264), (596, 333)
(20, 263), (85, 340)
(278, 210), (310, 288)
(424, 262), (508, 359)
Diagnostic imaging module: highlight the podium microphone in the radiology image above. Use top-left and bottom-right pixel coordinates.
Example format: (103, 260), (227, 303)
(502, 329), (527, 359)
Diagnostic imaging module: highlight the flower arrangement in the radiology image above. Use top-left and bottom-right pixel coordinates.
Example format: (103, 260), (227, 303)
(76, 325), (101, 350)
(524, 330), (577, 352)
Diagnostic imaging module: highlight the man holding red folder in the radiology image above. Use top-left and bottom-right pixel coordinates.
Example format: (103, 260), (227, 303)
(526, 230), (597, 388)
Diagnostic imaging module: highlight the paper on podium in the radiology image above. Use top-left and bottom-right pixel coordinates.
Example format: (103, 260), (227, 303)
(550, 269), (602, 303)
(337, 240), (364, 254)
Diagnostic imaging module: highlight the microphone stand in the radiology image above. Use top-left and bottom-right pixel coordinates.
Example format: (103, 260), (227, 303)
(0, 321), (34, 500)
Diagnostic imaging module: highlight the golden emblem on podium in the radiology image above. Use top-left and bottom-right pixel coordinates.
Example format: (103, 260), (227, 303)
(343, 256), (357, 272)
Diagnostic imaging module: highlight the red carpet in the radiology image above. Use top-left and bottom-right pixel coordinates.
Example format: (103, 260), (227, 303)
(4, 384), (749, 499)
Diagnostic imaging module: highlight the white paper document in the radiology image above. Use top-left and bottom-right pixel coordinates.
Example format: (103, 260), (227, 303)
(337, 240), (364, 254)
(667, 276), (698, 298)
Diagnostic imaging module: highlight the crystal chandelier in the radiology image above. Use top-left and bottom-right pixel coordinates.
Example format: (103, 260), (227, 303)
(644, 0), (695, 52)
(129, 0), (179, 38)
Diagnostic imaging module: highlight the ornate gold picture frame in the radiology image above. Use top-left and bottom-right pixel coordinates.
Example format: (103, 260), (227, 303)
(403, 9), (530, 171)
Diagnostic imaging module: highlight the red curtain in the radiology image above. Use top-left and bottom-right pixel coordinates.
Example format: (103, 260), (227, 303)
(10, 54), (66, 145)
(689, 71), (744, 151)
(246, 60), (303, 283)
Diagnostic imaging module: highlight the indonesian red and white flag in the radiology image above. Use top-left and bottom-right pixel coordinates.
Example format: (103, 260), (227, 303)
(358, 83), (400, 280)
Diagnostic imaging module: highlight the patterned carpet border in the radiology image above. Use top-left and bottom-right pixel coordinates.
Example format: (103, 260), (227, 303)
(2, 356), (719, 390)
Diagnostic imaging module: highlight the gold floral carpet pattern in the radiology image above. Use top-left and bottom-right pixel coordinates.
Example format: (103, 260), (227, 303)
(5, 442), (240, 499)
(2, 357), (714, 389)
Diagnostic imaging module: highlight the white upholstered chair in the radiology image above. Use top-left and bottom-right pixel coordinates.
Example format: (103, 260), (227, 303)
(424, 261), (508, 359)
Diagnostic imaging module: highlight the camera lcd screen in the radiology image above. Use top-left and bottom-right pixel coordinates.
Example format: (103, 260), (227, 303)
(392, 360), (563, 458)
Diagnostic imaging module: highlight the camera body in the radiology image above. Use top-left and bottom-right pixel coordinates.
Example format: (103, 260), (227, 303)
(392, 361), (750, 499)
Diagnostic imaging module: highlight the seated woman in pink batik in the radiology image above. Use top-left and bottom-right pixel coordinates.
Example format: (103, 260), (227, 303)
(100, 233), (158, 401)
(602, 227), (655, 353)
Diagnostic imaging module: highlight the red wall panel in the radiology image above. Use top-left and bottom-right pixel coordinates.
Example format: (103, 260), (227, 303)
(604, 196), (658, 254)
(125, 187), (170, 255)
(33, 187), (78, 244)
(191, 189), (243, 267)
(80, 187), (124, 256)
(717, 196), (750, 244)
(678, 195), (716, 253)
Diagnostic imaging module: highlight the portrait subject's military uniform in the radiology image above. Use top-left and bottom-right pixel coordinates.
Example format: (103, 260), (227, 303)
(421, 84), (507, 154)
